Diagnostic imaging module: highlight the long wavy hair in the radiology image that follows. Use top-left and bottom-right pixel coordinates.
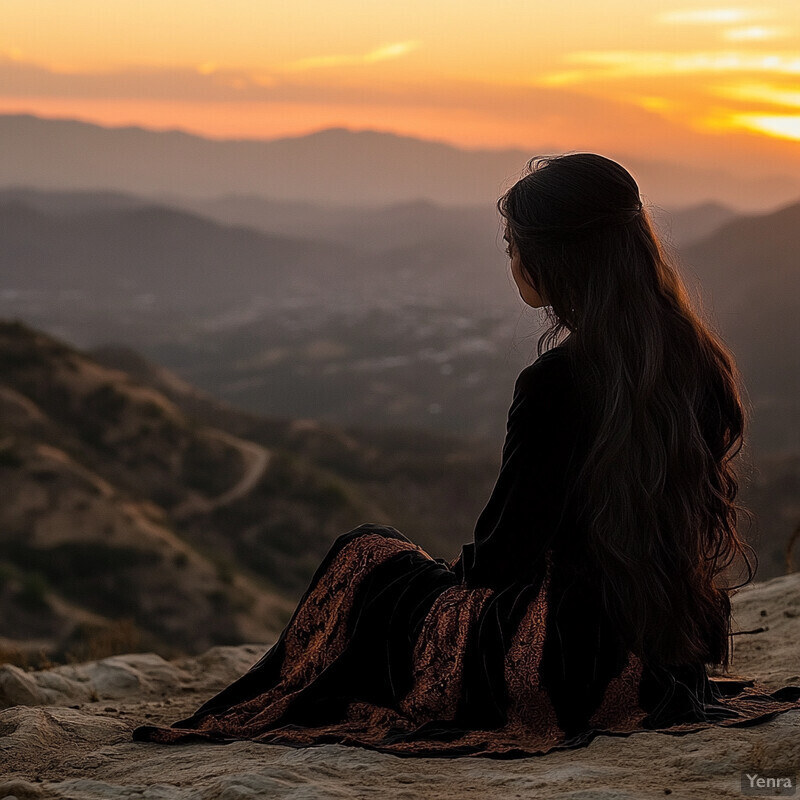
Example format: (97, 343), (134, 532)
(497, 152), (756, 668)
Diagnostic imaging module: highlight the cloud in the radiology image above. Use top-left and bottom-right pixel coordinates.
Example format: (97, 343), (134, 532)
(539, 50), (800, 85)
(722, 25), (791, 41)
(0, 53), (423, 103)
(0, 39), (422, 103)
(714, 81), (800, 109)
(636, 96), (676, 112)
(278, 41), (420, 73)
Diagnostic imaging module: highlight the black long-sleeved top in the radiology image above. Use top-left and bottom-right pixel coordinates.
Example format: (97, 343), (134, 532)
(455, 345), (590, 590)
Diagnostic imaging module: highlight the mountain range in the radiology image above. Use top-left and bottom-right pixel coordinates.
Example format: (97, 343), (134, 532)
(2, 113), (799, 210)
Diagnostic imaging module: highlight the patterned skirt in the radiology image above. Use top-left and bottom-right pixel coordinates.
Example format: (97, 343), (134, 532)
(132, 523), (800, 758)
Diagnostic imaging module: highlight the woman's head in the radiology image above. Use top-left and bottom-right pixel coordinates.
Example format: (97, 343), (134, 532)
(504, 226), (548, 308)
(499, 152), (755, 667)
(498, 152), (652, 326)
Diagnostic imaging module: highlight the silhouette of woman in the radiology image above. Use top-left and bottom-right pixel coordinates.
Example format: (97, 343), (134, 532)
(133, 153), (800, 757)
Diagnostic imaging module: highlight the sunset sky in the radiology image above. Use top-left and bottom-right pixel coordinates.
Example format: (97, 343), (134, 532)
(2, 1), (800, 173)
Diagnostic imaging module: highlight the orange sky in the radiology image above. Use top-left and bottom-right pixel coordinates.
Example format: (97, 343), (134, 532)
(2, 1), (800, 173)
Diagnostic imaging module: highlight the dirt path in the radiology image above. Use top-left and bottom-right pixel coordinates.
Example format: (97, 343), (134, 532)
(173, 429), (271, 519)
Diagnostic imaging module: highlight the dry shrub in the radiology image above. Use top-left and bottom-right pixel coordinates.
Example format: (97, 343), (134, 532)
(63, 618), (144, 663)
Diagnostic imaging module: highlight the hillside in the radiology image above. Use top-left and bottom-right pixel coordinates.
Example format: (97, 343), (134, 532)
(0, 321), (299, 663)
(0, 320), (498, 665)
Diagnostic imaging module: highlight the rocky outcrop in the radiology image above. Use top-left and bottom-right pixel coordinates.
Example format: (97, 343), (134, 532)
(0, 646), (265, 710)
(1, 575), (799, 799)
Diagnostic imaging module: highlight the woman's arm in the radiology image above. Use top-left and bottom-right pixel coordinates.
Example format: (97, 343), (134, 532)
(460, 351), (583, 590)
(446, 551), (464, 577)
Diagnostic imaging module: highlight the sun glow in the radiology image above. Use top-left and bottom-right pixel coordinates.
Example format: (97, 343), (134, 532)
(715, 81), (800, 108)
(729, 113), (800, 139)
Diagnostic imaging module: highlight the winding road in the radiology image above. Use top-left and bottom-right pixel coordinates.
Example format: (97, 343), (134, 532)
(172, 429), (271, 520)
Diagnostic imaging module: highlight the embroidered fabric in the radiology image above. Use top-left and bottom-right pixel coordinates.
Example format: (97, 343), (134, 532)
(133, 525), (800, 758)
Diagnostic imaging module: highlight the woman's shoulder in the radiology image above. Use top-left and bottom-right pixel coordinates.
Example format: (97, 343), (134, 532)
(516, 346), (572, 392)
(513, 346), (588, 427)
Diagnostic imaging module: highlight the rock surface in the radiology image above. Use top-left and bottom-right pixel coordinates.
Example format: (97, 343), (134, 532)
(1, 576), (799, 799)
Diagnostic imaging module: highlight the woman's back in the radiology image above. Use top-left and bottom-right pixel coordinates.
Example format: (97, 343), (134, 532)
(454, 346), (693, 733)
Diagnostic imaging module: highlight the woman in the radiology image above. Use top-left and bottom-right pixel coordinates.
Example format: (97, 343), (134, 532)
(133, 153), (800, 757)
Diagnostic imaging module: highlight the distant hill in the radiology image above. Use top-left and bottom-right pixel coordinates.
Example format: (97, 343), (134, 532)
(0, 199), (370, 306)
(1, 113), (798, 209)
(686, 201), (800, 293)
(163, 194), (499, 252)
(649, 202), (740, 248)
(0, 186), (796, 447)
(0, 186), (149, 215)
(682, 201), (800, 455)
(1, 185), (797, 453)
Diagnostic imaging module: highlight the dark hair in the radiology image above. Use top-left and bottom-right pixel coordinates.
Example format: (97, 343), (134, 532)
(497, 152), (755, 667)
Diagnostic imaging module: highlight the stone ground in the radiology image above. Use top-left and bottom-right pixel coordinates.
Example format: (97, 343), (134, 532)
(1, 574), (799, 799)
